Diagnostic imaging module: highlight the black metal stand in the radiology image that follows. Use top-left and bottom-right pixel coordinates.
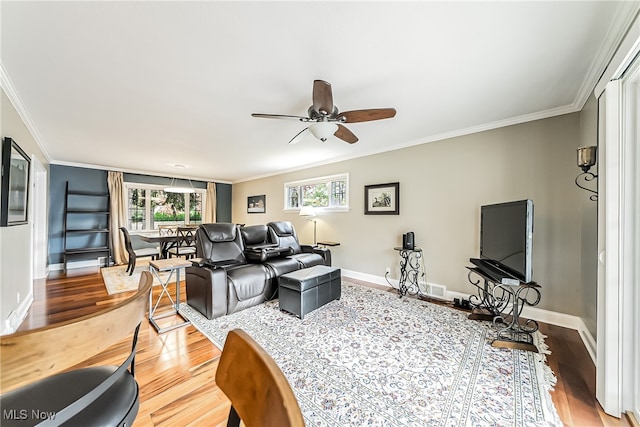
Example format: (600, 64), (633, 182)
(387, 247), (427, 297)
(466, 267), (541, 352)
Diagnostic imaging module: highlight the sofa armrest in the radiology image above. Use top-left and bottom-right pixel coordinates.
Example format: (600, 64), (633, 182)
(186, 264), (231, 320)
(191, 257), (243, 270)
(301, 246), (332, 266)
(245, 247), (291, 263)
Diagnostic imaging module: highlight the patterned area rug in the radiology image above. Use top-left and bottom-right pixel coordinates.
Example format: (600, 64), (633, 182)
(179, 281), (562, 427)
(101, 261), (179, 294)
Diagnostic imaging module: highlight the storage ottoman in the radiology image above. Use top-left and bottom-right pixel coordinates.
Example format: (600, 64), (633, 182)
(279, 265), (341, 319)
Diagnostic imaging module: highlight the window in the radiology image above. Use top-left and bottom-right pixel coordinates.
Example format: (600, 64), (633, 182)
(284, 173), (349, 211)
(125, 183), (205, 231)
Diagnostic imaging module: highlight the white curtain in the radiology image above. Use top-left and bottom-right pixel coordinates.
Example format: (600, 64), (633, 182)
(204, 182), (217, 223)
(107, 171), (127, 265)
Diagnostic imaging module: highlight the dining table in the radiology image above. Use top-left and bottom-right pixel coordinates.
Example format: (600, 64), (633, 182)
(137, 225), (198, 259)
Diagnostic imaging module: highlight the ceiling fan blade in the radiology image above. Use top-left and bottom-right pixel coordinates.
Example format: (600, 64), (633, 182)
(334, 124), (358, 144)
(288, 127), (311, 144)
(338, 108), (397, 123)
(252, 113), (310, 121)
(312, 80), (334, 115)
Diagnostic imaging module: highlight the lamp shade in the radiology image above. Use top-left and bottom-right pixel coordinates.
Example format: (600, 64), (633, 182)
(164, 186), (194, 193)
(164, 177), (194, 193)
(309, 123), (338, 142)
(299, 206), (316, 217)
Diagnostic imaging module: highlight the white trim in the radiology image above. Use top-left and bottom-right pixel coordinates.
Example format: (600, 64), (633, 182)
(283, 207), (350, 214)
(597, 61), (640, 419)
(49, 259), (102, 272)
(1, 290), (34, 336)
(0, 63), (52, 162)
(50, 160), (233, 185)
(577, 318), (598, 365)
(235, 105), (580, 184)
(595, 4), (640, 98)
(620, 60), (640, 420)
(342, 269), (395, 288)
(598, 80), (623, 417)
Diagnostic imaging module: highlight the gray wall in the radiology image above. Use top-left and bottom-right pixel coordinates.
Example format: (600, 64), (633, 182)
(216, 183), (232, 222)
(233, 113), (583, 316)
(578, 95), (599, 338)
(48, 165), (109, 265)
(48, 166), (233, 264)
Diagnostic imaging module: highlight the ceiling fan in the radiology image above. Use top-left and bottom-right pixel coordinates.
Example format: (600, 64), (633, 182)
(252, 80), (396, 144)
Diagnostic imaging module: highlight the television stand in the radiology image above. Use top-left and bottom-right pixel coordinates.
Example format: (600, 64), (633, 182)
(466, 266), (541, 353)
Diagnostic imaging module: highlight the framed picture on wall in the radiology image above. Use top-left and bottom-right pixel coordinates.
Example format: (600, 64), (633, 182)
(1, 137), (31, 226)
(364, 182), (399, 215)
(247, 194), (266, 213)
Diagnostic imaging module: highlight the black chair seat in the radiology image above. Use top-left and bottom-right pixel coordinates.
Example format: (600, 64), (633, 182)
(1, 366), (138, 426)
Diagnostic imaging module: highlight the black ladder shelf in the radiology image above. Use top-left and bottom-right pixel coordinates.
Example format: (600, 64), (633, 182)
(63, 181), (111, 270)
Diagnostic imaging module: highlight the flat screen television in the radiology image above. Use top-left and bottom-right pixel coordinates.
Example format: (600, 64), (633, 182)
(480, 199), (534, 283)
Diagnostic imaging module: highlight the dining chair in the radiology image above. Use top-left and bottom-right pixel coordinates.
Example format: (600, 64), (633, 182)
(120, 227), (160, 275)
(0, 271), (152, 426)
(166, 226), (197, 259)
(158, 225), (178, 236)
(216, 328), (305, 427)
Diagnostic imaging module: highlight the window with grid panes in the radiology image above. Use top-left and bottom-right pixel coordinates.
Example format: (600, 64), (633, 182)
(284, 173), (349, 211)
(124, 183), (205, 231)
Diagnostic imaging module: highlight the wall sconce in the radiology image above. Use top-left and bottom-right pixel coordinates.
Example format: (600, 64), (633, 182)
(299, 206), (317, 245)
(576, 146), (598, 201)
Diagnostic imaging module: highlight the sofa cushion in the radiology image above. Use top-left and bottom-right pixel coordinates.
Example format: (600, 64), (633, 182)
(241, 225), (269, 246)
(196, 223), (246, 264)
(289, 253), (325, 268)
(267, 221), (301, 255)
(200, 223), (237, 242)
(264, 257), (301, 277)
(227, 264), (269, 301)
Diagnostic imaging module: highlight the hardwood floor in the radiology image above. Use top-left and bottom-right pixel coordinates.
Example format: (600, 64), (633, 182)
(13, 267), (631, 427)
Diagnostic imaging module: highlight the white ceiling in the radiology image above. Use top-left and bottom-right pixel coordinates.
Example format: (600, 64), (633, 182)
(1, 1), (636, 183)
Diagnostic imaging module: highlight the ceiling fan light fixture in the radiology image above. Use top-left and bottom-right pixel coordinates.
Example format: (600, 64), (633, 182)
(309, 122), (338, 142)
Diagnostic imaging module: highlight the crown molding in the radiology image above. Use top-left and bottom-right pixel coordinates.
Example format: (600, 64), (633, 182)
(234, 103), (579, 184)
(595, 3), (640, 98)
(573, 2), (640, 109)
(0, 62), (52, 162)
(49, 159), (232, 185)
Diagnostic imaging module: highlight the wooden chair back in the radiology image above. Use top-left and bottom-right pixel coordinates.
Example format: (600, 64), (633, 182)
(120, 226), (136, 258)
(216, 329), (305, 427)
(0, 271), (152, 393)
(158, 225), (178, 236)
(177, 226), (196, 246)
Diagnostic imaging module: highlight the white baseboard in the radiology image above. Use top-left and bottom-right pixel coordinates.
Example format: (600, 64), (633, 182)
(342, 270), (596, 362)
(49, 258), (103, 272)
(576, 318), (597, 364)
(342, 269), (395, 288)
(341, 269), (448, 299)
(2, 291), (33, 335)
